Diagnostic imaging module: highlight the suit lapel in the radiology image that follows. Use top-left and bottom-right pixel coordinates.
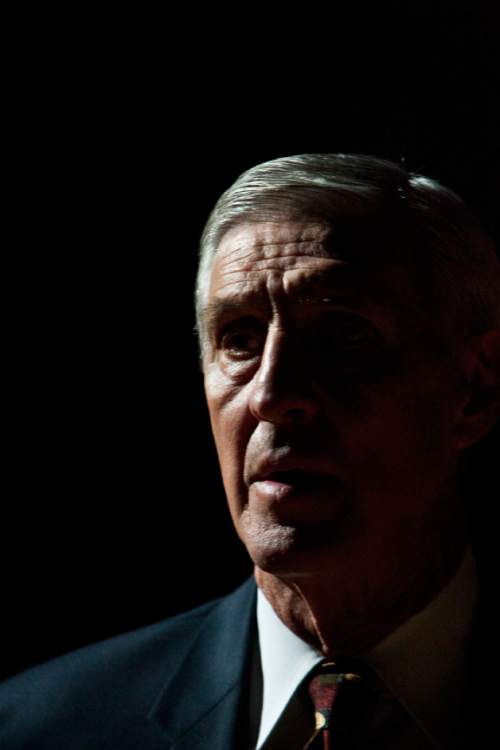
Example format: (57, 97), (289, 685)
(149, 576), (258, 749)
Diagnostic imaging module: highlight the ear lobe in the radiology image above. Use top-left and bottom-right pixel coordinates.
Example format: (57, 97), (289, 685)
(455, 329), (500, 450)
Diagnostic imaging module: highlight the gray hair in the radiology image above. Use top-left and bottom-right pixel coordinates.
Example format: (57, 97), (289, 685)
(195, 153), (500, 359)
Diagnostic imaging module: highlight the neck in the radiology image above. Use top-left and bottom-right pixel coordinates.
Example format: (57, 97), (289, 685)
(254, 537), (468, 657)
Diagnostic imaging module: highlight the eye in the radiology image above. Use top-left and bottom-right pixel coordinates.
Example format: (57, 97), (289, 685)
(318, 325), (370, 351)
(335, 326), (370, 346)
(307, 318), (382, 372)
(219, 319), (264, 360)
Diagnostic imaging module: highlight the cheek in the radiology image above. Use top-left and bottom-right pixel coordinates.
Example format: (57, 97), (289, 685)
(345, 384), (456, 508)
(205, 373), (251, 516)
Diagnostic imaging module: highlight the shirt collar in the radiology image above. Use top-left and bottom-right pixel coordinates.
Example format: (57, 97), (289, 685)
(255, 586), (324, 748)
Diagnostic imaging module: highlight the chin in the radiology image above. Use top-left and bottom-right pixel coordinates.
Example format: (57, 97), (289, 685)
(239, 510), (344, 578)
(240, 511), (296, 563)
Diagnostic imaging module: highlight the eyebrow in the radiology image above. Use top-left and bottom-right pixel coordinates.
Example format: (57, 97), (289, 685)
(202, 298), (267, 331)
(201, 294), (367, 332)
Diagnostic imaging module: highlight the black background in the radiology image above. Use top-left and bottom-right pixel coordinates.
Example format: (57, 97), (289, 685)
(3, 6), (499, 681)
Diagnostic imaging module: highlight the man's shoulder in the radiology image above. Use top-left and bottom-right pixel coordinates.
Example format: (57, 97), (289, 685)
(0, 578), (257, 749)
(2, 593), (221, 690)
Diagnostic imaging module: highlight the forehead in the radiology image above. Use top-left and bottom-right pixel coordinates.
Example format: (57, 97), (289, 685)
(214, 220), (336, 270)
(206, 220), (418, 324)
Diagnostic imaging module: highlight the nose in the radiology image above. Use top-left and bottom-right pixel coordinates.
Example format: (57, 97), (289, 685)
(247, 327), (318, 425)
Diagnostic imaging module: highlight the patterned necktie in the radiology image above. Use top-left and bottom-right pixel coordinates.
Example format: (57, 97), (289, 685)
(304, 660), (382, 750)
(303, 659), (367, 750)
(257, 658), (368, 750)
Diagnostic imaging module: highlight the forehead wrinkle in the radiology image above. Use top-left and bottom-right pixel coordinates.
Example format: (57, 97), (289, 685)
(211, 255), (363, 312)
(213, 223), (343, 293)
(217, 223), (337, 267)
(218, 258), (346, 279)
(219, 241), (336, 267)
(217, 244), (259, 266)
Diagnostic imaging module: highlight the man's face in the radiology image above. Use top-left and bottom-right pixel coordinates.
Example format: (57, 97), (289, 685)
(202, 220), (466, 589)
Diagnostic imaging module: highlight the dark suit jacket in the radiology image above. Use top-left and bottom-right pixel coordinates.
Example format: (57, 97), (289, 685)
(0, 577), (259, 749)
(0, 572), (490, 749)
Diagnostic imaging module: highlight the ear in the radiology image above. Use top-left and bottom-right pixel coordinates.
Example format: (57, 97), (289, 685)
(454, 329), (500, 451)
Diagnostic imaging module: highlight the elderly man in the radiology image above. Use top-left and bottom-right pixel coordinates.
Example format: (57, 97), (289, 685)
(1, 154), (499, 749)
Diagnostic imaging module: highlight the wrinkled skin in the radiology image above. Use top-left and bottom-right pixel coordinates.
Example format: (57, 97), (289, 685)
(202, 220), (499, 655)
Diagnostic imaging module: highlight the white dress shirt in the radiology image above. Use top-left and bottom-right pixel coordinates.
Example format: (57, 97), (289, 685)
(255, 548), (478, 749)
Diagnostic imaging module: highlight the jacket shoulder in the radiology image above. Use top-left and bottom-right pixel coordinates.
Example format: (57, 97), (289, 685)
(0, 592), (228, 749)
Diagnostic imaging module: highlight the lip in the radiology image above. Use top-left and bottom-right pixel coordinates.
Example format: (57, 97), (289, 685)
(246, 452), (346, 525)
(247, 452), (342, 487)
(251, 471), (340, 498)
